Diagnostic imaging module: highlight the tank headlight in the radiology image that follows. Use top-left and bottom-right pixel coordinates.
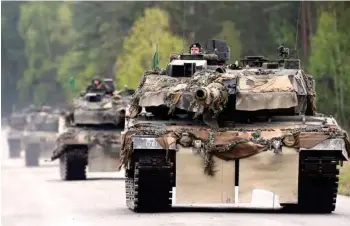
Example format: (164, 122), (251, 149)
(271, 140), (282, 153)
(102, 102), (113, 109)
(179, 132), (192, 147)
(282, 133), (295, 147)
(192, 140), (202, 154)
(272, 140), (280, 148)
(194, 140), (202, 149)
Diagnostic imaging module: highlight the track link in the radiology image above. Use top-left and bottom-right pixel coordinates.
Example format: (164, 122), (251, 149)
(293, 152), (340, 213)
(8, 139), (21, 158)
(59, 149), (87, 180)
(126, 152), (174, 212)
(25, 143), (40, 167)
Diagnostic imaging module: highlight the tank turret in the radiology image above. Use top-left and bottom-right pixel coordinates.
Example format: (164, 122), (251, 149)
(50, 84), (135, 180)
(129, 40), (317, 126)
(66, 82), (135, 128)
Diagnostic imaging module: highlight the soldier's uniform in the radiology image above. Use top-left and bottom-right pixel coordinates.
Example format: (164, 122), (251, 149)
(85, 78), (108, 93)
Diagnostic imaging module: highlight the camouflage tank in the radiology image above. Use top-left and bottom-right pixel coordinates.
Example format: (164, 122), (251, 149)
(6, 111), (29, 158)
(22, 106), (62, 166)
(50, 78), (135, 180)
(119, 39), (350, 213)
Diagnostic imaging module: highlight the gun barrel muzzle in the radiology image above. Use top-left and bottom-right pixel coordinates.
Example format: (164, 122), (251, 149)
(195, 88), (208, 101)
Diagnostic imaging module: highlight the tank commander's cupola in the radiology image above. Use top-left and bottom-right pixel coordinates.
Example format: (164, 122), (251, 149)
(204, 39), (230, 65)
(166, 58), (207, 77)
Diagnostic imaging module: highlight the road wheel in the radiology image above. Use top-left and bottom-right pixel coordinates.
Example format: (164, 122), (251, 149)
(59, 151), (87, 181)
(25, 143), (40, 167)
(8, 139), (21, 158)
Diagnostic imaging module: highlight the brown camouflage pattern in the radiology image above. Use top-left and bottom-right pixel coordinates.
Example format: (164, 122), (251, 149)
(119, 122), (350, 176)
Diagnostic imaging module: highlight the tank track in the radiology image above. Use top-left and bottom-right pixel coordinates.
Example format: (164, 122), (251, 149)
(285, 151), (340, 213)
(126, 151), (174, 212)
(25, 143), (40, 167)
(8, 138), (21, 158)
(59, 148), (87, 181)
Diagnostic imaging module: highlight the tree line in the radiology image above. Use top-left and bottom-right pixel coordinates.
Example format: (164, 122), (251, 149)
(2, 1), (350, 129)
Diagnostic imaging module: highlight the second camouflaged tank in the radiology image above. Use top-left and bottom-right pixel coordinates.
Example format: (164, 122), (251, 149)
(22, 106), (62, 166)
(51, 79), (135, 180)
(119, 39), (350, 213)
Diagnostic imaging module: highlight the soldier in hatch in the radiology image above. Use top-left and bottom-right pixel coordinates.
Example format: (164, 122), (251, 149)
(189, 43), (202, 54)
(85, 77), (108, 94)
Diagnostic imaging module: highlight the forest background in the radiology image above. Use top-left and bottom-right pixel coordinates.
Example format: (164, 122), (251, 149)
(1, 1), (349, 127)
(1, 1), (350, 195)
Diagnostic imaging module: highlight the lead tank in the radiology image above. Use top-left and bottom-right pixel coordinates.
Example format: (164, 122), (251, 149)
(120, 39), (349, 213)
(51, 79), (135, 180)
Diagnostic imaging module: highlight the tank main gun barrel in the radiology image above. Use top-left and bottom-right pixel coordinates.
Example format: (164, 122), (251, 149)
(194, 82), (228, 106)
(195, 88), (208, 101)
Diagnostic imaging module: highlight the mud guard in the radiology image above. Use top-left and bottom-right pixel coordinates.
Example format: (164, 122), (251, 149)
(40, 140), (57, 158)
(25, 142), (41, 167)
(7, 138), (22, 158)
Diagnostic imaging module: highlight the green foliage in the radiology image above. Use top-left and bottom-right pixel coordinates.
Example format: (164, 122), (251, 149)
(265, 2), (298, 47)
(57, 2), (140, 102)
(215, 21), (242, 63)
(3, 1), (350, 138)
(115, 8), (186, 89)
(339, 162), (350, 196)
(17, 2), (72, 105)
(1, 2), (27, 115)
(308, 10), (350, 128)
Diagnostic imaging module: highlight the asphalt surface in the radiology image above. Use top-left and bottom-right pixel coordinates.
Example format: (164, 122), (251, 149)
(1, 129), (350, 226)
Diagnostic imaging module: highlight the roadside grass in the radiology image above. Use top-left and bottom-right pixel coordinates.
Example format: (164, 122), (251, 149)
(339, 161), (350, 196)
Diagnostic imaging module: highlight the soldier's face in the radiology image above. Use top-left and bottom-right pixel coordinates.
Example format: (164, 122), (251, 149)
(94, 80), (100, 85)
(191, 47), (200, 54)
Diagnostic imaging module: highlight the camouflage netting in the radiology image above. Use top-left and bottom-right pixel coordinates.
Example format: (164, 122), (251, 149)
(26, 112), (59, 132)
(118, 124), (350, 176)
(8, 114), (27, 130)
(128, 67), (316, 118)
(129, 70), (229, 118)
(301, 72), (317, 114)
(52, 129), (121, 160)
(235, 74), (298, 110)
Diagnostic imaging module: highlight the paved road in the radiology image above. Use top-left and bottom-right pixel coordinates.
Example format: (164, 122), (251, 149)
(1, 129), (350, 226)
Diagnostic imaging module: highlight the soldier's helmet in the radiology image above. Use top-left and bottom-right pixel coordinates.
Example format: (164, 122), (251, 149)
(91, 77), (102, 85)
(189, 43), (202, 54)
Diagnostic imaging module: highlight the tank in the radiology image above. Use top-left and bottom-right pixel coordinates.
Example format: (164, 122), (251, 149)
(22, 106), (63, 166)
(119, 39), (350, 213)
(50, 82), (135, 180)
(6, 111), (28, 158)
